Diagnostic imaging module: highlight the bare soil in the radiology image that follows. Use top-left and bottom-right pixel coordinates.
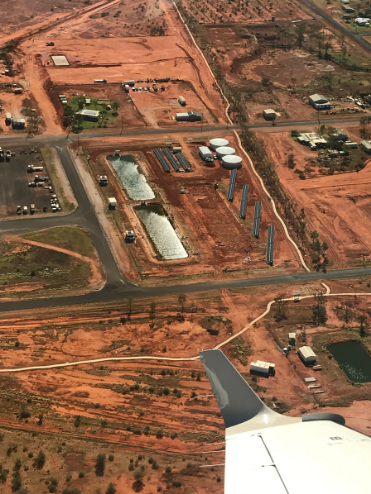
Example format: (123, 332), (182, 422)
(259, 129), (371, 267)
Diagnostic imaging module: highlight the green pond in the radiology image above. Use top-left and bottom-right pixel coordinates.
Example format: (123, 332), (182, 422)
(108, 154), (155, 200)
(135, 203), (188, 260)
(327, 341), (371, 383)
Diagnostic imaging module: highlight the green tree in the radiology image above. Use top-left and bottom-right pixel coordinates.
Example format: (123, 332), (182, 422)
(286, 153), (296, 169)
(274, 294), (287, 322)
(95, 454), (106, 477)
(297, 23), (306, 48)
(11, 470), (21, 492)
(149, 302), (156, 320)
(34, 451), (46, 469)
(178, 294), (186, 312)
(106, 483), (116, 494)
(0, 464), (9, 484)
(312, 293), (327, 326)
(358, 315), (368, 337)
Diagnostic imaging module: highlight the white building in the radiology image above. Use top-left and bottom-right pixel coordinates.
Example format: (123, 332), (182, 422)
(250, 360), (276, 377)
(298, 346), (317, 366)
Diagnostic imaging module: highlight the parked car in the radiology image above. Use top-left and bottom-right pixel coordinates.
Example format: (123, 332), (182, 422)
(28, 182), (36, 187)
(23, 206), (28, 214)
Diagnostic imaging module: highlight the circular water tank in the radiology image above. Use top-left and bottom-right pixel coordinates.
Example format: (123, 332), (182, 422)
(216, 146), (235, 159)
(209, 138), (229, 151)
(222, 155), (242, 170)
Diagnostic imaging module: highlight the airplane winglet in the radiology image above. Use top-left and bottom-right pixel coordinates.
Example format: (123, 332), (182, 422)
(200, 349), (270, 428)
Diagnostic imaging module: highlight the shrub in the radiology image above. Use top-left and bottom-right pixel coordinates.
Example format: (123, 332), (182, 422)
(106, 483), (116, 494)
(95, 454), (105, 477)
(78, 472), (85, 478)
(108, 455), (114, 462)
(156, 430), (163, 439)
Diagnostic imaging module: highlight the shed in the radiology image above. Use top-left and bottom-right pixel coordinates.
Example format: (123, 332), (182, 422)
(289, 332), (296, 345)
(199, 146), (212, 160)
(345, 141), (358, 148)
(333, 129), (348, 141)
(361, 140), (371, 154)
(263, 109), (277, 121)
(298, 346), (317, 366)
(309, 94), (328, 108)
(342, 5), (355, 12)
(178, 96), (186, 106)
(176, 111), (202, 122)
(51, 55), (69, 66)
(108, 197), (117, 209)
(85, 98), (91, 106)
(250, 360), (276, 377)
(14, 88), (23, 95)
(76, 109), (100, 122)
(123, 80), (135, 87)
(12, 118), (26, 130)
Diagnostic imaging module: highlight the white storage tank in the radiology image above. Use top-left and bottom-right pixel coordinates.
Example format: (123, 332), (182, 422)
(222, 155), (242, 170)
(216, 146), (235, 159)
(209, 138), (229, 151)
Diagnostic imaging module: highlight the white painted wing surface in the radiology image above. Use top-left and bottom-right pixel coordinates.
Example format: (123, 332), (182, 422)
(225, 420), (371, 494)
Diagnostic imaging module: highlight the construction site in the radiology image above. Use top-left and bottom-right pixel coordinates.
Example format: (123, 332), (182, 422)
(0, 0), (369, 492)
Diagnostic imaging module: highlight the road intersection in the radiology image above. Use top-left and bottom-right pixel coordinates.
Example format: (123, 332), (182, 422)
(0, 131), (370, 314)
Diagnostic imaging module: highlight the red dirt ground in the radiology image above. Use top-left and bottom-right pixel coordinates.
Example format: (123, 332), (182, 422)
(259, 129), (371, 267)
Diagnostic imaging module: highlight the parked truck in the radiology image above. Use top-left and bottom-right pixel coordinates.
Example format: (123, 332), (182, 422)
(27, 165), (44, 173)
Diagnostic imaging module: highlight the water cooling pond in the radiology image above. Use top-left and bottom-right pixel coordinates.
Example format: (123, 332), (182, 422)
(108, 154), (155, 201)
(327, 341), (371, 383)
(135, 203), (188, 260)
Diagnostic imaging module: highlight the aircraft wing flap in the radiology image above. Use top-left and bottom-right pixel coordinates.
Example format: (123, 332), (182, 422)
(225, 433), (288, 494)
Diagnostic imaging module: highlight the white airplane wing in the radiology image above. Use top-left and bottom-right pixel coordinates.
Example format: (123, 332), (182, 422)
(200, 349), (371, 494)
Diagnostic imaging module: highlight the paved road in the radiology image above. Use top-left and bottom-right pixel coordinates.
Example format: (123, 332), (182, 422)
(248, 117), (361, 129)
(298, 0), (371, 52)
(1, 132), (369, 315)
(0, 125), (240, 147)
(0, 266), (370, 313)
(0, 145), (123, 285)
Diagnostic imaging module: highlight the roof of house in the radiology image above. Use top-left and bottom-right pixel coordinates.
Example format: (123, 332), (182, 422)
(309, 94), (328, 103)
(76, 109), (100, 117)
(299, 346), (317, 359)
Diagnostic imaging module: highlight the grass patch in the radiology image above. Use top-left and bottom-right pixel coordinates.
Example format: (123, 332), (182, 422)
(41, 146), (75, 213)
(68, 96), (119, 129)
(0, 241), (91, 291)
(23, 227), (95, 258)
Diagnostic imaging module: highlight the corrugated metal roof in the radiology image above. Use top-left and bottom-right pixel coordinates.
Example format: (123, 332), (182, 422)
(299, 346), (317, 359)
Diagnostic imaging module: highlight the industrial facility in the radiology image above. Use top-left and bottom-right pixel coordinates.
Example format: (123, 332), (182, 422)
(209, 138), (229, 150)
(222, 155), (242, 170)
(215, 146), (235, 159)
